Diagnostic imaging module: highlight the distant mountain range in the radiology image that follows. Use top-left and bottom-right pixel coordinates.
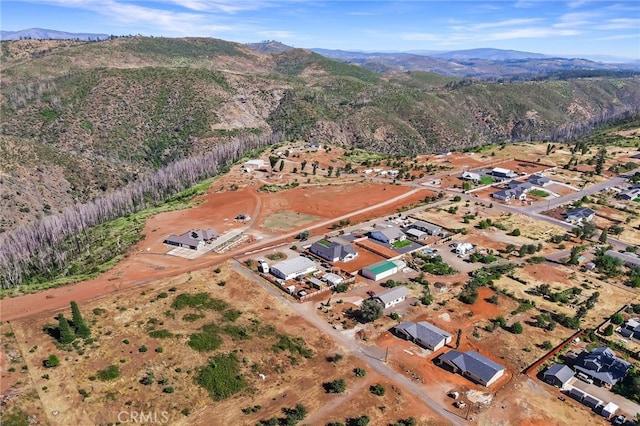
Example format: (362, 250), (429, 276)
(247, 41), (640, 79)
(0, 28), (109, 41)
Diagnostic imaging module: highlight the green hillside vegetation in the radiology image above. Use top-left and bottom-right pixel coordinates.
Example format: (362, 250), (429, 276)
(0, 36), (639, 288)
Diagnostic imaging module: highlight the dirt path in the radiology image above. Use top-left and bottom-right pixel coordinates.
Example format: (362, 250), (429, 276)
(0, 188), (423, 322)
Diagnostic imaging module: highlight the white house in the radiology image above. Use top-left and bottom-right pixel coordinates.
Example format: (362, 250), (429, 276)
(374, 286), (409, 309)
(243, 159), (265, 171)
(461, 171), (481, 182)
(394, 321), (452, 351)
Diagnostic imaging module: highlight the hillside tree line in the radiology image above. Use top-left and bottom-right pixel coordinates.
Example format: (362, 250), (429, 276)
(0, 132), (282, 288)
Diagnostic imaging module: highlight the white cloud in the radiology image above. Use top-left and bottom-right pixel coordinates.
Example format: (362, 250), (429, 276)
(162, 0), (272, 14)
(597, 18), (640, 30)
(567, 1), (588, 8)
(464, 18), (545, 31)
(481, 27), (581, 41)
(594, 33), (640, 41)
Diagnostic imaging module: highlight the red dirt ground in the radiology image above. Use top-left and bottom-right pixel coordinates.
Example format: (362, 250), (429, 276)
(334, 247), (387, 274)
(354, 239), (399, 259)
(0, 183), (424, 322)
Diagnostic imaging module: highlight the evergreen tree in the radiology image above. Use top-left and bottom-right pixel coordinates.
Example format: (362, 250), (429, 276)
(599, 228), (608, 244)
(455, 329), (462, 349)
(595, 147), (606, 175)
(57, 313), (75, 344)
(70, 301), (91, 338)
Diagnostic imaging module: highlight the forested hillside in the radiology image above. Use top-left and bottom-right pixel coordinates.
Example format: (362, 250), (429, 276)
(1, 36), (640, 232)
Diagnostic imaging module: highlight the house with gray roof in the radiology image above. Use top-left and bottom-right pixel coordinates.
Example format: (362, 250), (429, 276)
(491, 167), (517, 180)
(394, 321), (452, 351)
(542, 363), (574, 388)
(309, 238), (358, 263)
(574, 346), (631, 388)
(492, 188), (527, 202)
(507, 180), (533, 191)
(569, 387), (586, 402)
(437, 350), (505, 387)
(528, 174), (551, 186)
(374, 286), (409, 309)
(620, 318), (640, 339)
(369, 226), (406, 244)
(410, 220), (442, 236)
(405, 228), (428, 241)
(619, 187), (640, 201)
(565, 207), (596, 224)
(604, 250), (640, 269)
(164, 228), (219, 250)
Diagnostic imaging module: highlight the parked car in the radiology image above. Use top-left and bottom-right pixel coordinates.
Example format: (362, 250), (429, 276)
(576, 372), (594, 384)
(613, 415), (626, 425)
(366, 290), (376, 297)
(453, 401), (466, 409)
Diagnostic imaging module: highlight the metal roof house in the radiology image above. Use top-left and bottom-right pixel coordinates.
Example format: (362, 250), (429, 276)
(374, 286), (409, 309)
(543, 364), (574, 388)
(164, 228), (219, 250)
(405, 228), (428, 241)
(369, 226), (406, 244)
(574, 346), (632, 388)
(270, 256), (317, 281)
(410, 220), (442, 236)
(491, 167), (517, 180)
(323, 272), (344, 286)
(604, 250), (640, 269)
(437, 350), (506, 387)
(565, 207), (596, 223)
(394, 321), (452, 351)
(309, 238), (358, 263)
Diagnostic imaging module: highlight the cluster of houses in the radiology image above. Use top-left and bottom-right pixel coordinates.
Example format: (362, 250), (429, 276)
(617, 184), (640, 201)
(492, 174), (552, 202)
(542, 346), (633, 419)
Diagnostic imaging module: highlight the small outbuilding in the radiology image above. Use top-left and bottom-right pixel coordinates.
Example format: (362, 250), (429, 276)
(361, 260), (399, 281)
(405, 228), (428, 241)
(601, 402), (619, 419)
(543, 364), (574, 388)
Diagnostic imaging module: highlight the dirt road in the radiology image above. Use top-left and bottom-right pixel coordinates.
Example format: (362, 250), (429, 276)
(0, 188), (423, 322)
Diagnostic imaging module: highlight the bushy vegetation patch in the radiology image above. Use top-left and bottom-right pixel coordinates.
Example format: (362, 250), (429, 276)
(196, 353), (246, 401)
(272, 334), (313, 358)
(172, 293), (229, 311)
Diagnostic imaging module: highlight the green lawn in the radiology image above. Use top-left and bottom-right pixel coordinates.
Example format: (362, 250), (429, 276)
(529, 189), (549, 198)
(634, 198), (640, 203)
(392, 240), (412, 248)
(479, 176), (495, 185)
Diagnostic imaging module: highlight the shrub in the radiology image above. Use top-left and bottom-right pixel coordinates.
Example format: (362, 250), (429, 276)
(140, 371), (155, 386)
(511, 228), (521, 236)
(196, 353), (246, 401)
(611, 312), (624, 325)
(360, 299), (383, 322)
(172, 293), (228, 311)
(327, 353), (344, 363)
(603, 324), (614, 336)
(323, 379), (346, 394)
(155, 347), (163, 353)
(149, 329), (173, 338)
(96, 365), (120, 381)
(139, 345), (148, 353)
(157, 292), (169, 299)
(370, 383), (386, 396)
(163, 386), (174, 394)
(510, 322), (524, 334)
(44, 354), (60, 368)
(353, 367), (367, 377)
(542, 340), (553, 350)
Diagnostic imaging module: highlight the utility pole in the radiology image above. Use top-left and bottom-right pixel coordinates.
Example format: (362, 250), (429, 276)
(384, 347), (389, 363)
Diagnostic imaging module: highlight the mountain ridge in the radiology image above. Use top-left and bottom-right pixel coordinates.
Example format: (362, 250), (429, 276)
(0, 28), (109, 41)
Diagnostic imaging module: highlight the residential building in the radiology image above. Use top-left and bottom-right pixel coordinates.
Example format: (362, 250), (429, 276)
(394, 321), (452, 351)
(507, 180), (533, 192)
(410, 220), (442, 236)
(619, 187), (640, 200)
(164, 228), (219, 250)
(528, 174), (551, 186)
(565, 207), (596, 223)
(453, 242), (474, 255)
(492, 188), (527, 202)
(542, 364), (574, 388)
(461, 171), (481, 182)
(374, 286), (409, 309)
(361, 260), (404, 281)
(573, 346), (632, 388)
(309, 238), (358, 263)
(270, 256), (317, 281)
(369, 226), (406, 244)
(604, 250), (640, 269)
(619, 318), (640, 339)
(437, 350), (506, 387)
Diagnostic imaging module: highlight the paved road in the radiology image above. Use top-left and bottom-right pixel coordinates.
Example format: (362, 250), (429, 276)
(232, 261), (467, 426)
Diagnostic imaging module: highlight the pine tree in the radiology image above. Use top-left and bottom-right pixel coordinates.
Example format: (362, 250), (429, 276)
(455, 329), (462, 348)
(599, 228), (608, 244)
(70, 301), (90, 339)
(57, 313), (76, 344)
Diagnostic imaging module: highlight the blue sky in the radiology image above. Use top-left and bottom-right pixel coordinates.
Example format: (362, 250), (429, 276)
(2, 1), (639, 60)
